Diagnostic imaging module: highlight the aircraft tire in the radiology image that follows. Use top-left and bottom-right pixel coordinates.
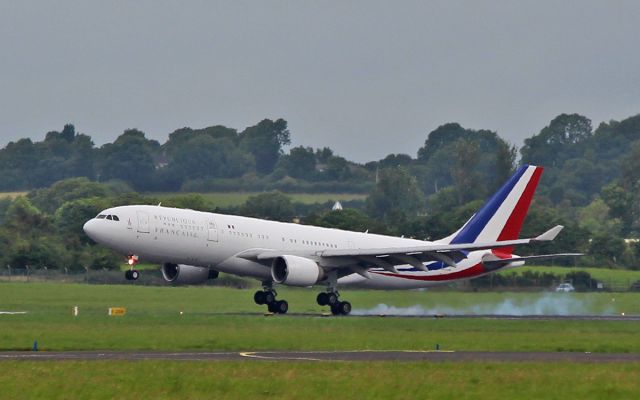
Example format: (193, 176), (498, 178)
(267, 301), (278, 313)
(317, 292), (329, 306)
(125, 270), (132, 280)
(339, 301), (352, 315)
(275, 300), (288, 314)
(327, 293), (338, 306)
(131, 270), (139, 280)
(254, 291), (266, 305)
(264, 291), (276, 304)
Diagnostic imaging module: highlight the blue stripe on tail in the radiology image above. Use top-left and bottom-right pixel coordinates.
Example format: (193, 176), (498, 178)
(450, 165), (529, 244)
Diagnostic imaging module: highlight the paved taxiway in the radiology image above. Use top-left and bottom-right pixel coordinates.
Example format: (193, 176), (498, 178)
(2, 351), (640, 362)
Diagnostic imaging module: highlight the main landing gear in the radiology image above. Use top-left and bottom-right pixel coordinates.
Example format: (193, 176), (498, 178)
(124, 255), (140, 281)
(317, 291), (351, 315)
(316, 271), (351, 315)
(254, 282), (288, 314)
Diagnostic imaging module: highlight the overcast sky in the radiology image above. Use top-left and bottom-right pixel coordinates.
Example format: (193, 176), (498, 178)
(1, 1), (639, 162)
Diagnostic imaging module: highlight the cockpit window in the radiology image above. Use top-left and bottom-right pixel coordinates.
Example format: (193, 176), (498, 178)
(106, 215), (113, 220)
(97, 215), (106, 219)
(112, 215), (120, 221)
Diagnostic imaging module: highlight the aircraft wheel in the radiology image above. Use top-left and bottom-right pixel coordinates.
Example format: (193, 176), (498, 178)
(254, 291), (266, 305)
(264, 291), (276, 304)
(330, 304), (341, 315)
(275, 300), (288, 314)
(124, 270), (133, 280)
(339, 301), (352, 315)
(327, 292), (339, 306)
(267, 301), (278, 313)
(131, 270), (139, 280)
(317, 292), (329, 306)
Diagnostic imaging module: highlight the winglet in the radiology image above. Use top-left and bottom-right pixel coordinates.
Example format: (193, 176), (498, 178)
(535, 225), (564, 241)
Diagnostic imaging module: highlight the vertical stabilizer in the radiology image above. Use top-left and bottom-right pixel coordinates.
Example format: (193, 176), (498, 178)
(446, 165), (543, 253)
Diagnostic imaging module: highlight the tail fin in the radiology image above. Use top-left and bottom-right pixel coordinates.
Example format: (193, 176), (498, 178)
(444, 165), (543, 252)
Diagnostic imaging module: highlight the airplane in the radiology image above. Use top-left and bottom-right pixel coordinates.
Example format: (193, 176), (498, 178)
(83, 164), (579, 315)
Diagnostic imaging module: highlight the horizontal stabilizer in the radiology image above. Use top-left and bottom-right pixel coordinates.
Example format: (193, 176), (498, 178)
(535, 225), (564, 241)
(483, 253), (583, 267)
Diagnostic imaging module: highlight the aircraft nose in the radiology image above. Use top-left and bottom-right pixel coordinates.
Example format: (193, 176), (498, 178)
(83, 219), (98, 240)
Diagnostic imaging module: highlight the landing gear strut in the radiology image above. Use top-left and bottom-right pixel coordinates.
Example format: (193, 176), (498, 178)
(254, 281), (288, 314)
(317, 272), (351, 315)
(125, 255), (139, 281)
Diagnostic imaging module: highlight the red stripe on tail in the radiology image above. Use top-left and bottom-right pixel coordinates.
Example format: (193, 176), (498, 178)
(495, 166), (543, 254)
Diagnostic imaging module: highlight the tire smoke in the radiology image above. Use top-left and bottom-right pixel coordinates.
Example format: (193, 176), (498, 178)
(351, 294), (612, 316)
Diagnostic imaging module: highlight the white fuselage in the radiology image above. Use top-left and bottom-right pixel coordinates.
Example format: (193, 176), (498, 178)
(83, 205), (511, 289)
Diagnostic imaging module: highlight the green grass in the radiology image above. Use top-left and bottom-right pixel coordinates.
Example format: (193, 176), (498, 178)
(2, 282), (640, 399)
(1, 282), (640, 353)
(0, 361), (638, 400)
(504, 265), (640, 289)
(150, 192), (367, 208)
(0, 191), (26, 200)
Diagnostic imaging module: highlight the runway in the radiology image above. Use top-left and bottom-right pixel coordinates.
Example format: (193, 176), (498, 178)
(2, 350), (640, 362)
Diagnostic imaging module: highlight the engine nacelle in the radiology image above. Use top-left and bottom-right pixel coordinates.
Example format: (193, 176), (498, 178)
(161, 263), (218, 285)
(271, 255), (324, 287)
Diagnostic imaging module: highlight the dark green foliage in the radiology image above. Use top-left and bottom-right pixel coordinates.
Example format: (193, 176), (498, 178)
(416, 123), (516, 199)
(366, 167), (424, 222)
(303, 209), (390, 235)
(1, 111), (640, 271)
(240, 191), (295, 222)
(96, 129), (160, 190)
(0, 124), (96, 189)
(281, 146), (317, 180)
(239, 118), (291, 174)
(565, 271), (599, 291)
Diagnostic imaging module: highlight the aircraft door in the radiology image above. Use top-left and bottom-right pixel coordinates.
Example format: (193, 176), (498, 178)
(207, 220), (218, 242)
(137, 211), (150, 233)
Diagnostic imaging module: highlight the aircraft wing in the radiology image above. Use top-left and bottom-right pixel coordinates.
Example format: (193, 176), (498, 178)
(238, 225), (565, 276)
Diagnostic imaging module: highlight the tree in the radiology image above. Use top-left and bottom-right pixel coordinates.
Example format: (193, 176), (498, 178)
(241, 191), (295, 222)
(521, 113), (592, 167)
(324, 156), (351, 181)
(28, 177), (112, 214)
(451, 139), (482, 204)
(239, 119), (291, 174)
(4, 196), (49, 234)
(284, 146), (316, 180)
(96, 129), (160, 190)
(366, 167), (424, 221)
(303, 209), (389, 234)
(55, 197), (112, 244)
(167, 136), (253, 182)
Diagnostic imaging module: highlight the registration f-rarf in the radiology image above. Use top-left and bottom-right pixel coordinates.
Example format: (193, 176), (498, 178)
(83, 165), (578, 315)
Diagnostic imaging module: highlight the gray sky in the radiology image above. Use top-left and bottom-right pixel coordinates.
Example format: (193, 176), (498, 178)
(1, 1), (639, 162)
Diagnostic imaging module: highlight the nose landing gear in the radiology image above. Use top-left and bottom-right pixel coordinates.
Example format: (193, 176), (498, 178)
(254, 282), (288, 314)
(125, 255), (139, 281)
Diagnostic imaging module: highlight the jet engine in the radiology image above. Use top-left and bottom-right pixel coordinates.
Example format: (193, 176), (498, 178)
(270, 255), (324, 287)
(161, 263), (218, 285)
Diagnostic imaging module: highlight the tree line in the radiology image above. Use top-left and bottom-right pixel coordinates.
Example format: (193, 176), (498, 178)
(0, 112), (639, 271)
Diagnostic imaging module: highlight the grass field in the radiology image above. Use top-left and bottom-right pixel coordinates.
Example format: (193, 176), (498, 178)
(1, 282), (640, 352)
(505, 265), (640, 286)
(2, 282), (640, 399)
(0, 191), (26, 200)
(151, 192), (367, 208)
(0, 361), (638, 400)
